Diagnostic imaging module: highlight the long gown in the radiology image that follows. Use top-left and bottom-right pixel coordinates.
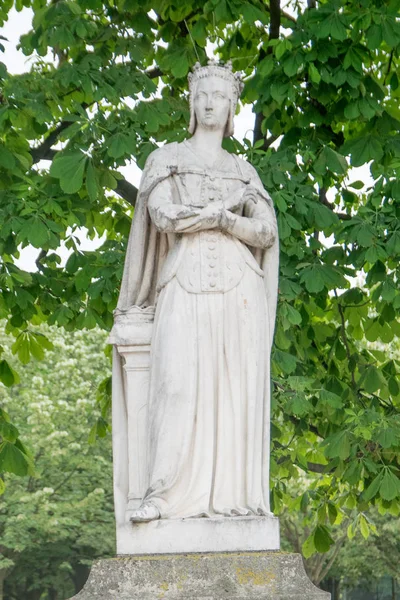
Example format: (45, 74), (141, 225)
(138, 141), (277, 519)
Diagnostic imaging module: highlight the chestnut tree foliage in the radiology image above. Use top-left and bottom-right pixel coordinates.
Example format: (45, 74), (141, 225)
(0, 0), (400, 556)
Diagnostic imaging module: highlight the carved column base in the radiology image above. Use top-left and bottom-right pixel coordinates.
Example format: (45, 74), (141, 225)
(68, 552), (330, 599)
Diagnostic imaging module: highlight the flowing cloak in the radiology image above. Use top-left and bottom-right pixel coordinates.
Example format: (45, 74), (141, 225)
(110, 142), (279, 525)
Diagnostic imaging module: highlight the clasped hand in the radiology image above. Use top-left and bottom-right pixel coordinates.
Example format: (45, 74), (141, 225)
(196, 185), (258, 230)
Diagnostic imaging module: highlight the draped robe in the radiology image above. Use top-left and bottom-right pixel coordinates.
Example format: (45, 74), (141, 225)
(112, 141), (279, 521)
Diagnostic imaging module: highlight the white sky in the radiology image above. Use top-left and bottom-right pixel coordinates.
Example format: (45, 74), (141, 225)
(1, 7), (372, 272)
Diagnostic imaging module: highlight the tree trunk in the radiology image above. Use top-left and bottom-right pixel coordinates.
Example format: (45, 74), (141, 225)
(72, 564), (90, 594)
(0, 569), (5, 600)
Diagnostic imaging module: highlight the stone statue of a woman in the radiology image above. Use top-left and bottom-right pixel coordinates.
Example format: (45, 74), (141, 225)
(111, 60), (279, 530)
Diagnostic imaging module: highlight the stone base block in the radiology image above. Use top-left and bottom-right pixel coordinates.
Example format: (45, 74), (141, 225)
(117, 515), (280, 555)
(69, 552), (330, 599)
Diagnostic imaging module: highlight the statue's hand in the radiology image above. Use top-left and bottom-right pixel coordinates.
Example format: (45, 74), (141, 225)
(242, 185), (259, 205)
(223, 185), (258, 213)
(199, 202), (224, 227)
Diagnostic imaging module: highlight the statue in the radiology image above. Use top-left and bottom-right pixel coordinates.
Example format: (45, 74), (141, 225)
(70, 58), (331, 600)
(109, 59), (279, 538)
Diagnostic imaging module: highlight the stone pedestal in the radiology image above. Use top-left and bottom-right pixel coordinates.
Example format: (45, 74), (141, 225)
(69, 552), (330, 599)
(117, 515), (280, 555)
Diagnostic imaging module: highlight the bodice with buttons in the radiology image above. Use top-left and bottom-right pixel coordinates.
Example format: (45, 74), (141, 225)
(175, 230), (246, 294)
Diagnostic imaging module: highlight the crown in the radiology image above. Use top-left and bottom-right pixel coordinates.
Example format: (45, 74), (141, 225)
(188, 59), (244, 99)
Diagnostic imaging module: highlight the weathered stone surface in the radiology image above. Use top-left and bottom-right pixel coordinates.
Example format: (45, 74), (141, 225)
(117, 515), (280, 555)
(69, 552), (330, 599)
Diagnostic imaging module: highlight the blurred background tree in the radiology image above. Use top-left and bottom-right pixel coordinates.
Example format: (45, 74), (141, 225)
(0, 326), (113, 600)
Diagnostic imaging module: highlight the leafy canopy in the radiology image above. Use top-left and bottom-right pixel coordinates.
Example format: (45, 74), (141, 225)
(0, 0), (400, 555)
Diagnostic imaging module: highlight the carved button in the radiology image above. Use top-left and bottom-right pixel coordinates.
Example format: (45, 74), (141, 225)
(208, 245), (216, 250)
(209, 263), (216, 268)
(210, 281), (216, 287)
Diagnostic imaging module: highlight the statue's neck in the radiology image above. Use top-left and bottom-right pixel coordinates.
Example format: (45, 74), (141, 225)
(189, 128), (225, 165)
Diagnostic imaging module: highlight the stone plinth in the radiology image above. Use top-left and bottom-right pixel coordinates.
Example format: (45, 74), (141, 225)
(118, 516), (280, 555)
(69, 552), (330, 599)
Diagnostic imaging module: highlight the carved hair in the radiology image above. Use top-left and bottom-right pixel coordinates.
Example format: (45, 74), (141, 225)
(188, 59), (244, 138)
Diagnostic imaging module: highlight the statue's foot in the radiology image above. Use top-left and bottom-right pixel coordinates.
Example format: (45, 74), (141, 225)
(130, 502), (160, 523)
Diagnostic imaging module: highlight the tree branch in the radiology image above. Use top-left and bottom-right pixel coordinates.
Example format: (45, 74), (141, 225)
(31, 65), (161, 165)
(35, 249), (48, 273)
(253, 0), (281, 145)
(269, 0), (282, 39)
(335, 292), (357, 390)
(31, 147), (138, 205)
(316, 534), (347, 585)
(116, 178), (138, 206)
(146, 66), (163, 79)
(306, 461), (332, 474)
(384, 50), (394, 85)
(319, 188), (351, 221)
(289, 414), (320, 437)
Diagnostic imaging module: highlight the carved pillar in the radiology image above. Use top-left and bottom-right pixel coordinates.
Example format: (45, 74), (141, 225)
(117, 344), (150, 513)
(109, 306), (154, 525)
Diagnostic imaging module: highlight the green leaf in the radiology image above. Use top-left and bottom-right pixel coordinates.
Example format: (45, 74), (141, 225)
(380, 469), (400, 502)
(344, 135), (384, 168)
(348, 180), (364, 190)
(363, 472), (383, 501)
(324, 147), (347, 174)
(313, 203), (339, 229)
(190, 17), (207, 45)
(270, 82), (289, 104)
(0, 359), (18, 387)
(314, 525), (335, 553)
(359, 515), (369, 540)
(327, 503), (338, 525)
(324, 430), (351, 460)
(273, 349), (297, 374)
(0, 420), (19, 443)
(283, 51), (303, 77)
(302, 533), (316, 559)
(286, 304), (302, 325)
(361, 366), (385, 393)
(376, 428), (397, 449)
(241, 2), (268, 24)
(386, 231), (400, 256)
(366, 24), (383, 49)
(0, 145), (16, 169)
(50, 151), (87, 194)
(344, 101), (360, 119)
(20, 216), (49, 248)
(388, 377), (399, 396)
(300, 264), (347, 293)
(319, 389), (343, 409)
(308, 62), (321, 84)
(287, 393), (312, 417)
(107, 133), (129, 159)
(86, 160), (99, 201)
(0, 440), (33, 476)
(11, 333), (30, 364)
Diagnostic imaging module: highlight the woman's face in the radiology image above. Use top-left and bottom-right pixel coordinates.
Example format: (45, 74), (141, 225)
(193, 76), (231, 133)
